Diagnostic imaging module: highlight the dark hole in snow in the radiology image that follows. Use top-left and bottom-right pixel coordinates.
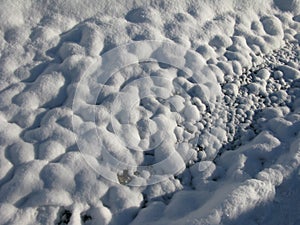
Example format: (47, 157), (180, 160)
(82, 214), (92, 223)
(58, 210), (72, 225)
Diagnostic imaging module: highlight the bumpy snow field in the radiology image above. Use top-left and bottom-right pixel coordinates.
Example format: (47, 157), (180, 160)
(0, 0), (300, 224)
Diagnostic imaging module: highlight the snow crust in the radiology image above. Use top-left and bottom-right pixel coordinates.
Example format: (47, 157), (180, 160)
(0, 0), (299, 224)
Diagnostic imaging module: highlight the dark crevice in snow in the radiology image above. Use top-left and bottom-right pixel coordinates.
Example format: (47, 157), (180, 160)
(81, 214), (92, 223)
(57, 209), (72, 225)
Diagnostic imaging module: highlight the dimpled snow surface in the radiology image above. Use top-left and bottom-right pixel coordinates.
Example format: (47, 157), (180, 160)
(0, 1), (300, 225)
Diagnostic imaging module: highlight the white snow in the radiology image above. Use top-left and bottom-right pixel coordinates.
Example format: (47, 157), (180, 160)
(0, 0), (300, 224)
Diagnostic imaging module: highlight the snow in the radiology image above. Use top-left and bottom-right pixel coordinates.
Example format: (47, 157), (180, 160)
(0, 0), (300, 224)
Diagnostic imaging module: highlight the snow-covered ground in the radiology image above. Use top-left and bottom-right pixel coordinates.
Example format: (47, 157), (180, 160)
(0, 0), (300, 224)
